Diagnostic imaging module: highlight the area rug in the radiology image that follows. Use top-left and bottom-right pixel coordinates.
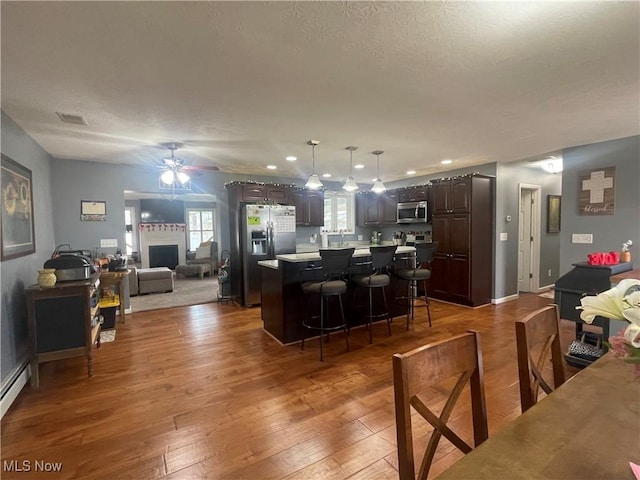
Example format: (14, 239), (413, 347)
(130, 276), (219, 313)
(100, 330), (116, 343)
(538, 290), (555, 299)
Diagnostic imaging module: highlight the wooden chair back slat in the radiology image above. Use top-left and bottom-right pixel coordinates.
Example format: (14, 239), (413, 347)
(515, 304), (565, 413)
(393, 331), (488, 480)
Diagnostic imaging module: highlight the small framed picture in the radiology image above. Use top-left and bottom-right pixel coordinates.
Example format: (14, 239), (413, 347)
(81, 200), (107, 221)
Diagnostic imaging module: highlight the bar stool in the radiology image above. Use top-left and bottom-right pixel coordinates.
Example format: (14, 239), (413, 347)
(300, 248), (354, 361)
(394, 242), (438, 329)
(351, 245), (397, 344)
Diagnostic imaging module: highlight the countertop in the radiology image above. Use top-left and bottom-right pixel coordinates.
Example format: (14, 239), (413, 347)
(274, 245), (416, 263)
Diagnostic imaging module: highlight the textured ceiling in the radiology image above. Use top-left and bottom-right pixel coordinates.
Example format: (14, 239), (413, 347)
(1, 1), (639, 184)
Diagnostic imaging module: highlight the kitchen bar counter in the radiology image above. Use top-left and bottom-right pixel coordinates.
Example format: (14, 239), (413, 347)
(275, 245), (416, 264)
(260, 246), (416, 344)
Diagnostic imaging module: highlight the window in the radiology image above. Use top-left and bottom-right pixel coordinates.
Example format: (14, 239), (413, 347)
(124, 207), (136, 255)
(187, 208), (215, 250)
(323, 192), (355, 233)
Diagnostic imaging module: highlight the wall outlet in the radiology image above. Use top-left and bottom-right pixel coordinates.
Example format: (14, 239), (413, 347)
(358, 235), (363, 241)
(571, 233), (593, 244)
(548, 269), (552, 277)
(499, 232), (508, 241)
(100, 239), (118, 248)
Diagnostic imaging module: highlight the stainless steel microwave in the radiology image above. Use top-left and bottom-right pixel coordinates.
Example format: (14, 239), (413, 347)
(397, 201), (428, 223)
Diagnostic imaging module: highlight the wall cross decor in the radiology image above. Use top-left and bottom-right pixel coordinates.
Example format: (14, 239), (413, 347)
(579, 167), (615, 215)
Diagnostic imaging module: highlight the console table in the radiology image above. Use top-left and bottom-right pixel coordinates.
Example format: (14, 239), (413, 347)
(26, 275), (102, 387)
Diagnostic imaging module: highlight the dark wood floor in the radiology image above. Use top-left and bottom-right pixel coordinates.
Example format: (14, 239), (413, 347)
(1, 294), (579, 479)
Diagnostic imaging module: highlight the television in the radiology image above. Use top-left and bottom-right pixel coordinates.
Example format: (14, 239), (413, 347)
(139, 199), (185, 223)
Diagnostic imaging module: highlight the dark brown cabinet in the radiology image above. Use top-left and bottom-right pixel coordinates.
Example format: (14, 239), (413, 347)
(432, 178), (471, 215)
(356, 191), (398, 226)
(236, 183), (290, 203)
(398, 185), (429, 203)
(291, 189), (324, 226)
(430, 175), (493, 306)
(26, 275), (102, 387)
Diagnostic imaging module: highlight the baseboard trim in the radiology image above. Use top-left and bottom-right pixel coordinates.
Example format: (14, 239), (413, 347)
(538, 283), (555, 292)
(1, 363), (29, 419)
(492, 293), (519, 305)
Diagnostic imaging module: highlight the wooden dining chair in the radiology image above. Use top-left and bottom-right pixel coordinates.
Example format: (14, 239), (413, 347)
(393, 331), (488, 480)
(515, 304), (565, 413)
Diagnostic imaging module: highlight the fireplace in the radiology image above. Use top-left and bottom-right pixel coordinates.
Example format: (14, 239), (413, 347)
(138, 223), (187, 269)
(149, 244), (179, 270)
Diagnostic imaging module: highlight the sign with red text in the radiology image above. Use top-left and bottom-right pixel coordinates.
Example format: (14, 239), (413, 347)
(579, 167), (615, 215)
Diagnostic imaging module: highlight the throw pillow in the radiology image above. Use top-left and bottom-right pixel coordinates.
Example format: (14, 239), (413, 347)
(195, 246), (210, 260)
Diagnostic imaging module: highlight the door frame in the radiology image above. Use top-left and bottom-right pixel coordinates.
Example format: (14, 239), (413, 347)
(518, 184), (541, 293)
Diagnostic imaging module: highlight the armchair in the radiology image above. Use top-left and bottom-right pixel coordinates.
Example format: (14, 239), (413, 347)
(187, 241), (218, 274)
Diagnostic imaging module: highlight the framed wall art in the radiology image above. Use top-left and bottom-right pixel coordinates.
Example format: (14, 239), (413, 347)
(547, 195), (561, 233)
(81, 200), (107, 221)
(1, 154), (35, 260)
(579, 166), (615, 215)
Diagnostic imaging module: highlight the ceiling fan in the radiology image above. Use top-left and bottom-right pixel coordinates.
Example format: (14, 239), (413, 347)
(158, 142), (219, 185)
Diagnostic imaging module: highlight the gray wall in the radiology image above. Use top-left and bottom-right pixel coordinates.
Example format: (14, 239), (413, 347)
(494, 162), (562, 296)
(1, 112), (56, 392)
(560, 136), (640, 275)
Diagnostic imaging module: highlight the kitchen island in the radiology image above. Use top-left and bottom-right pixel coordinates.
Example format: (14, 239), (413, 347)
(259, 246), (416, 344)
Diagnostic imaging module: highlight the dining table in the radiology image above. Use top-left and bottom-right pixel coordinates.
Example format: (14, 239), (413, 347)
(437, 353), (640, 479)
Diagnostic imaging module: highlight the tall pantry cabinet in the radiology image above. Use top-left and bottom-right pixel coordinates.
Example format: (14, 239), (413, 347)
(429, 175), (494, 307)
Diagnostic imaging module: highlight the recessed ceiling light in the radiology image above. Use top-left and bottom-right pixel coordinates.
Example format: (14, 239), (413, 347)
(56, 112), (88, 126)
(371, 178), (378, 182)
(286, 156), (297, 161)
(441, 159), (453, 165)
(267, 165), (277, 170)
(354, 164), (364, 169)
(406, 170), (416, 175)
(322, 173), (332, 178)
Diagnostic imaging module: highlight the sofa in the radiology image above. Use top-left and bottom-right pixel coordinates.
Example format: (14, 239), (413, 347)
(187, 241), (218, 274)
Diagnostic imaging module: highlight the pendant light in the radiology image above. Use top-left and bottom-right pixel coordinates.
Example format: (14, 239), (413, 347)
(305, 140), (323, 190)
(371, 150), (386, 193)
(343, 146), (359, 192)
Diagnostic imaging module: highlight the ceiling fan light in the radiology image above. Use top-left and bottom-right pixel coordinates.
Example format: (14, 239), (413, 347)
(160, 169), (176, 185)
(176, 171), (190, 184)
(343, 176), (359, 192)
(372, 179), (386, 194)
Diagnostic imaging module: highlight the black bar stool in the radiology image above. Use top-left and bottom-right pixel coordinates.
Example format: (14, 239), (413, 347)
(351, 245), (397, 344)
(300, 248), (354, 361)
(394, 242), (438, 329)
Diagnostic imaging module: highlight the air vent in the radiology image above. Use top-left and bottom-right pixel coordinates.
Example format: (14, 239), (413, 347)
(56, 112), (88, 126)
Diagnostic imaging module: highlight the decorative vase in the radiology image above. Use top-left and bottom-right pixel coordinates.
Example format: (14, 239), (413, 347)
(621, 251), (631, 263)
(37, 269), (57, 288)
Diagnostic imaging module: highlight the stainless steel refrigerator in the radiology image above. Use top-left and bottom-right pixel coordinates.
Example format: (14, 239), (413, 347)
(242, 204), (296, 306)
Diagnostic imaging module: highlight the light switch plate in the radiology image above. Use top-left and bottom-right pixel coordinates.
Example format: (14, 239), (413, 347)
(500, 232), (508, 241)
(572, 234), (593, 244)
(100, 239), (118, 248)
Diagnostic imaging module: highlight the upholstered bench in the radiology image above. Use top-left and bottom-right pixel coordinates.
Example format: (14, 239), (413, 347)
(137, 267), (174, 295)
(175, 263), (210, 279)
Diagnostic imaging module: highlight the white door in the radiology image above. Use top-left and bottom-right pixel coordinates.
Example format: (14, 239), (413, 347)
(518, 190), (533, 292)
